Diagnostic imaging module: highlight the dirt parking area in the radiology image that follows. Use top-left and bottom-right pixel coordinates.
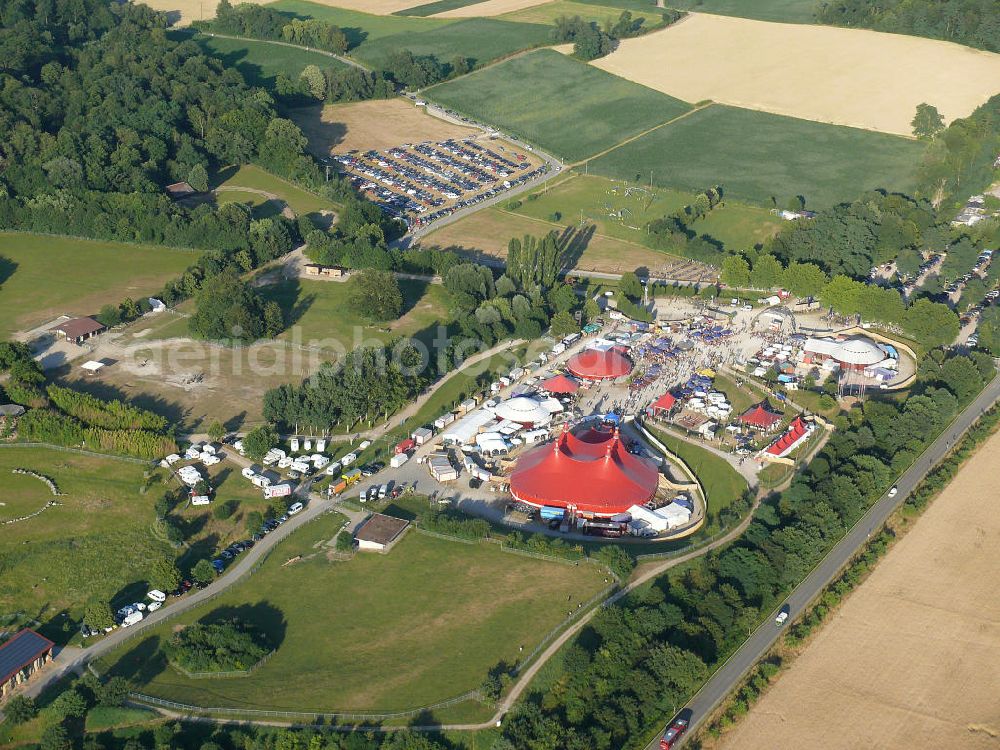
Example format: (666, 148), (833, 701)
(716, 430), (1000, 750)
(589, 13), (1000, 136)
(433, 0), (553, 18)
(289, 100), (480, 156)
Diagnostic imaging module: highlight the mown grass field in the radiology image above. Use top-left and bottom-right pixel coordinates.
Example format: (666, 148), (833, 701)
(192, 33), (347, 89)
(514, 173), (782, 251)
(0, 233), (196, 337)
(425, 49), (691, 161)
(500, 0), (649, 25)
(258, 276), (450, 352)
(587, 104), (925, 208)
(350, 17), (552, 69)
(0, 447), (171, 640)
(97, 521), (606, 711)
(214, 164), (339, 220)
(398, 0), (497, 16)
(646, 425), (747, 527)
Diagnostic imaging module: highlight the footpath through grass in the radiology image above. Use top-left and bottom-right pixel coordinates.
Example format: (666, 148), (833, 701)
(98, 520), (606, 712)
(0, 233), (196, 337)
(426, 49), (692, 162)
(191, 34), (348, 90)
(588, 104), (925, 208)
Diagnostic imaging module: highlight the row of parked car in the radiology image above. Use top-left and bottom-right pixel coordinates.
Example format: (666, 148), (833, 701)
(409, 165), (549, 229)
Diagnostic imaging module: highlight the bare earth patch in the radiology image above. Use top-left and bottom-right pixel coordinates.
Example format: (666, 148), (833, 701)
(716, 430), (1000, 750)
(588, 13), (1000, 136)
(289, 99), (479, 155)
(433, 0), (553, 18)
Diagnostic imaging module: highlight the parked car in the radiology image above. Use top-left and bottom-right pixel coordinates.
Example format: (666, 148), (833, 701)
(148, 601), (162, 612)
(775, 604), (790, 626)
(888, 485), (898, 498)
(288, 501), (304, 515)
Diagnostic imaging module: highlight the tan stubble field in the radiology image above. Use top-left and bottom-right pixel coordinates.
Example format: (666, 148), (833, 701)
(141, 0), (420, 25)
(588, 13), (1000, 136)
(432, 0), (554, 18)
(716, 429), (1000, 750)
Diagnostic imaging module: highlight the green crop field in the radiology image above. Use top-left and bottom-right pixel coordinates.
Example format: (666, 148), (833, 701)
(350, 17), (553, 70)
(0, 233), (196, 337)
(97, 520), (606, 712)
(265, 0), (449, 48)
(192, 34), (347, 90)
(514, 173), (781, 251)
(0, 447), (171, 639)
(588, 105), (925, 208)
(258, 276), (450, 352)
(426, 49), (691, 161)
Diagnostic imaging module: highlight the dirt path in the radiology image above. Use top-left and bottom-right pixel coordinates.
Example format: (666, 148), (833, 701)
(214, 186), (296, 219)
(203, 32), (368, 71)
(572, 104), (712, 167)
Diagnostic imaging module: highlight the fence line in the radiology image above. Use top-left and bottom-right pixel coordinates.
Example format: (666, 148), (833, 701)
(413, 524), (588, 566)
(168, 650), (275, 680)
(129, 688), (485, 723)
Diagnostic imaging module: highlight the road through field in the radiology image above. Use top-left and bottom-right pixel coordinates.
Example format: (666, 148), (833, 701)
(647, 372), (1000, 749)
(717, 429), (1000, 749)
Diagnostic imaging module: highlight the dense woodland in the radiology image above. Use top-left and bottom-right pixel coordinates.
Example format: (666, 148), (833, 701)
(816, 0), (1000, 52)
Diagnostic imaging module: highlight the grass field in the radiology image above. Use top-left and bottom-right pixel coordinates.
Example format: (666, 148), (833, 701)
(419, 205), (678, 273)
(398, 0), (488, 15)
(513, 173), (782, 251)
(646, 425), (747, 527)
(349, 17), (552, 70)
(718, 430), (1000, 750)
(0, 447), (171, 640)
(98, 521), (606, 711)
(425, 49), (691, 161)
(587, 104), (925, 208)
(265, 1), (449, 48)
(214, 164), (339, 219)
(192, 34), (347, 90)
(214, 189), (286, 220)
(258, 276), (450, 352)
(591, 13), (1000, 136)
(0, 233), (196, 338)
(668, 0), (817, 23)
(431, 0), (553, 16)
(500, 0), (632, 24)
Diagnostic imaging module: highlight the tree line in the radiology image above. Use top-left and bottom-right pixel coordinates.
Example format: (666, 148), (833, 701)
(488, 347), (992, 750)
(816, 0), (999, 52)
(552, 10), (684, 61)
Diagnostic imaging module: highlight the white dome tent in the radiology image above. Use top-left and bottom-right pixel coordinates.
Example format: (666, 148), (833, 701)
(492, 396), (552, 426)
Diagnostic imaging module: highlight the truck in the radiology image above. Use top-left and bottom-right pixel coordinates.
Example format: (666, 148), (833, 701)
(121, 610), (143, 628)
(329, 479), (348, 496)
(395, 438), (415, 455)
(264, 483), (292, 499)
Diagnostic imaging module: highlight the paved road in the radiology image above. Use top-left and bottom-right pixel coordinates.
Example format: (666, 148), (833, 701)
(645, 372), (1000, 750)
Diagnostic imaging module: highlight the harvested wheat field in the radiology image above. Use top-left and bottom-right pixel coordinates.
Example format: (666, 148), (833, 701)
(147, 0), (416, 24)
(433, 0), (552, 18)
(289, 99), (479, 155)
(717, 430), (1000, 750)
(589, 13), (1000, 136)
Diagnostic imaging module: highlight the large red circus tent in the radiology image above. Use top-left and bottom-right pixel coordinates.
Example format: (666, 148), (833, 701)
(540, 374), (580, 394)
(566, 347), (633, 381)
(509, 423), (659, 516)
(739, 402), (783, 431)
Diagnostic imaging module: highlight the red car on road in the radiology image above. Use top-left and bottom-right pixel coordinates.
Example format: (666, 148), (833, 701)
(660, 719), (689, 749)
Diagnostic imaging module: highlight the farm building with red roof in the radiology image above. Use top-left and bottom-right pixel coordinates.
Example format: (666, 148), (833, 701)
(509, 423), (660, 517)
(566, 347), (633, 381)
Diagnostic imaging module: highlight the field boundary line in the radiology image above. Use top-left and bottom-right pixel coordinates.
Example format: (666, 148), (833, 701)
(198, 31), (369, 71)
(573, 102), (713, 167)
(0, 442), (151, 465)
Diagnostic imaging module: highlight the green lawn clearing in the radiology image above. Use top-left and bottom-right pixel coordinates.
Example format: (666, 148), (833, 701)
(646, 425), (747, 525)
(84, 706), (158, 733)
(425, 49), (691, 162)
(192, 33), (347, 90)
(501, 0), (651, 26)
(0, 447), (171, 641)
(265, 0), (449, 48)
(97, 520), (606, 712)
(395, 0), (485, 15)
(258, 276), (450, 353)
(214, 164), (338, 221)
(514, 173), (781, 251)
(350, 17), (553, 70)
(0, 233), (196, 337)
(667, 0), (818, 23)
(587, 104), (925, 208)
(214, 189), (286, 220)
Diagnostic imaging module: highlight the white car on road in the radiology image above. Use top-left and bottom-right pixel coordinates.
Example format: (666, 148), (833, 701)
(888, 486), (898, 498)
